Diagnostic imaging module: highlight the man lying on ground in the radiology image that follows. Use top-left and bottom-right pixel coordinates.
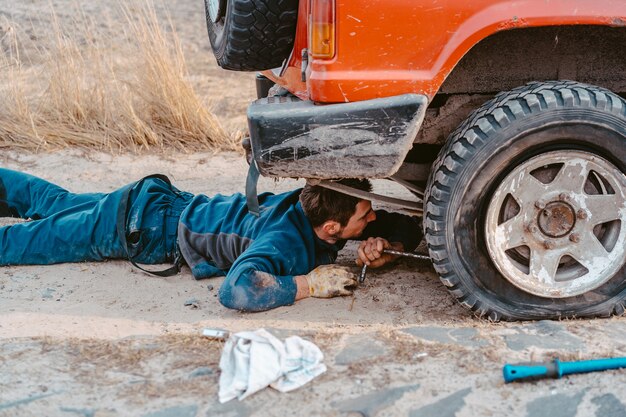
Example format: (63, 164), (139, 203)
(0, 169), (421, 311)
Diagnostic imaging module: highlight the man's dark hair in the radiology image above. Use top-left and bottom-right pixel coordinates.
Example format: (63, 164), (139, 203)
(299, 179), (373, 228)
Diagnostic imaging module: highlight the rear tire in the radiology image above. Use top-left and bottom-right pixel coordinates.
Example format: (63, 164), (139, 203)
(204, 0), (298, 71)
(424, 81), (626, 321)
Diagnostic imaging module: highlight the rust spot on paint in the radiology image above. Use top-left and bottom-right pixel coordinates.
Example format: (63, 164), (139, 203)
(497, 16), (530, 31)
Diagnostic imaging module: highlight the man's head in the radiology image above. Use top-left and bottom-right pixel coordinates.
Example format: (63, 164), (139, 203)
(299, 179), (376, 243)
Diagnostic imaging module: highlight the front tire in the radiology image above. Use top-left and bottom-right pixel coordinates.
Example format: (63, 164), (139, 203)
(424, 81), (626, 321)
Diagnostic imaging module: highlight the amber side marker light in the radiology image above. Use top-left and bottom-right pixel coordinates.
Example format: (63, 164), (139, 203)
(309, 0), (336, 59)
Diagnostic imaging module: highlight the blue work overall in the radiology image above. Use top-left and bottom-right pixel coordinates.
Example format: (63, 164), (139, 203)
(0, 168), (192, 268)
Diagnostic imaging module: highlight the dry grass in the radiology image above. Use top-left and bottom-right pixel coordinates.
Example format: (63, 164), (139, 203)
(0, 2), (240, 153)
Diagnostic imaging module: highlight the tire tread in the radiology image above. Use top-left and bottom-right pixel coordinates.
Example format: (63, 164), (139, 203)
(206, 0), (298, 71)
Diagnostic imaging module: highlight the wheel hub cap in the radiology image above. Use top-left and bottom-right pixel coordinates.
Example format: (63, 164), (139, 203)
(537, 201), (575, 238)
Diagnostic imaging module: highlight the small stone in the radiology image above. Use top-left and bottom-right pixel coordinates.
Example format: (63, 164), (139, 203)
(41, 288), (55, 299)
(188, 367), (214, 378)
(184, 298), (199, 308)
(207, 284), (214, 291)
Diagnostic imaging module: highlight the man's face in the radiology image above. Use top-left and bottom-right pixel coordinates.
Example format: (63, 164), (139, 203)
(336, 200), (376, 240)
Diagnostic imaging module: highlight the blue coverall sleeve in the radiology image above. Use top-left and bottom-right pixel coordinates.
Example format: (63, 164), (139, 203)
(218, 235), (303, 312)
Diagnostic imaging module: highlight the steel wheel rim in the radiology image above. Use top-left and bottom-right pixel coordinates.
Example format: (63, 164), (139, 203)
(485, 150), (626, 298)
(208, 0), (226, 23)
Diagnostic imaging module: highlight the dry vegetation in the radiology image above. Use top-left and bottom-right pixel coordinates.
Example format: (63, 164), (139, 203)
(0, 2), (240, 153)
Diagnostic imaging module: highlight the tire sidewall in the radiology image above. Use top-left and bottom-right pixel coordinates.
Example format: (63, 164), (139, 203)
(446, 108), (626, 319)
(206, 0), (231, 61)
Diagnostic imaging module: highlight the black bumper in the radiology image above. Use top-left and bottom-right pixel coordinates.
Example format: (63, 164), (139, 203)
(247, 94), (428, 178)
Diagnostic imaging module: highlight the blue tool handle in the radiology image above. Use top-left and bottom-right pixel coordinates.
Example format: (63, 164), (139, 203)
(559, 357), (626, 375)
(503, 360), (560, 383)
(503, 357), (626, 383)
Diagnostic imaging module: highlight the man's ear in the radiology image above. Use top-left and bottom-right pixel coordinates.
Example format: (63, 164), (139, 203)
(321, 220), (341, 236)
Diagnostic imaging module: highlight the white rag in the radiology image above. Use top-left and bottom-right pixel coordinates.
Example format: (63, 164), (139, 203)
(218, 328), (327, 403)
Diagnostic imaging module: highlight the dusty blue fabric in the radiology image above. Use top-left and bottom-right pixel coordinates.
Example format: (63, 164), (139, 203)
(0, 169), (190, 266)
(125, 177), (193, 264)
(178, 191), (309, 311)
(0, 168), (421, 313)
(178, 190), (422, 312)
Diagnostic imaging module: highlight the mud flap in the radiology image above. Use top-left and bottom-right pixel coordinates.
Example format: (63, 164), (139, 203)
(247, 93), (428, 179)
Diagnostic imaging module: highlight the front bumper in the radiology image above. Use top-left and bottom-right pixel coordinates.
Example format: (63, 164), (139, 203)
(247, 94), (428, 178)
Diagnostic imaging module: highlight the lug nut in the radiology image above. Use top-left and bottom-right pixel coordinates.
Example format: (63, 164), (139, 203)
(544, 240), (555, 249)
(577, 209), (588, 220)
(535, 201), (546, 209)
(569, 233), (580, 243)
(528, 225), (538, 233)
(559, 193), (569, 201)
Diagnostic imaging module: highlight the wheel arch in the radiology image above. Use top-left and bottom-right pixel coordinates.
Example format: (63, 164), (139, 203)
(416, 25), (626, 146)
(439, 25), (626, 97)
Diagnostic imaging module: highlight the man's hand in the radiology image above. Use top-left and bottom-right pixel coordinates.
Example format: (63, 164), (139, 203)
(305, 265), (358, 298)
(356, 238), (404, 268)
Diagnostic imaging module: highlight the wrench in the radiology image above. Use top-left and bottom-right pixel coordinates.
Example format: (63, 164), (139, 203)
(358, 249), (430, 283)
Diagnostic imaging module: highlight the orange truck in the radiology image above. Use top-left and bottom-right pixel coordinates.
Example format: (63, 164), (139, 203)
(204, 0), (626, 320)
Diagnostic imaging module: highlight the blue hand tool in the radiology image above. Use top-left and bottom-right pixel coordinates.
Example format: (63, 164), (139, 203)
(503, 357), (626, 383)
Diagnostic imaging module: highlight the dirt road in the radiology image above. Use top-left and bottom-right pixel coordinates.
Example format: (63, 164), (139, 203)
(1, 150), (625, 417)
(1, 1), (625, 416)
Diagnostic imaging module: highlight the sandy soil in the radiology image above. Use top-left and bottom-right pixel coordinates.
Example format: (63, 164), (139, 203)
(1, 1), (625, 416)
(0, 149), (455, 338)
(3, 150), (625, 417)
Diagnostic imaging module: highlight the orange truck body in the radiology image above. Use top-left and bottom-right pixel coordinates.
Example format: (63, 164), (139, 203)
(265, 0), (626, 103)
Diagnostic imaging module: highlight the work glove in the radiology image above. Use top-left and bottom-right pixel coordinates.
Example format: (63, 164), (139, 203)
(306, 265), (358, 298)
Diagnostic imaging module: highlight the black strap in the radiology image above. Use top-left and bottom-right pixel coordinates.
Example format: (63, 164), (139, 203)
(245, 160), (261, 217)
(116, 174), (182, 277)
